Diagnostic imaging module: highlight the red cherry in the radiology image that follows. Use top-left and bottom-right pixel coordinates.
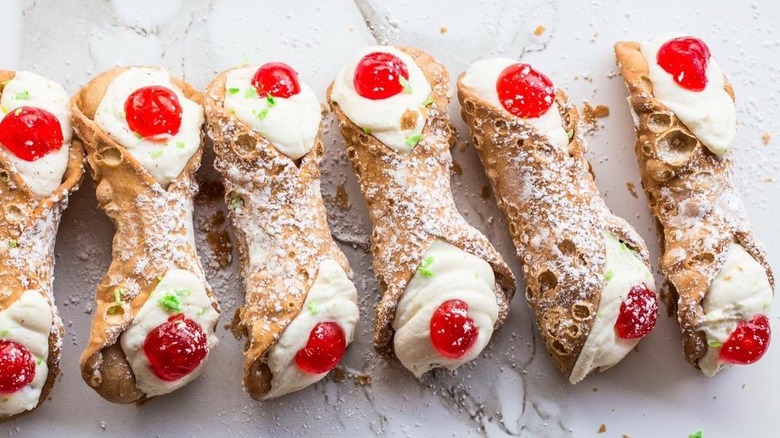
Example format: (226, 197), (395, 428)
(430, 299), (479, 359)
(124, 85), (182, 139)
(353, 52), (410, 100)
(719, 314), (771, 365)
(615, 283), (658, 339)
(251, 62), (301, 99)
(0, 340), (36, 394)
(496, 63), (556, 119)
(657, 36), (711, 92)
(143, 314), (208, 382)
(294, 322), (347, 374)
(0, 106), (64, 161)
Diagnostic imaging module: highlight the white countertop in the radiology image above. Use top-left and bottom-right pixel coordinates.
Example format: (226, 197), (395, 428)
(0, 0), (777, 437)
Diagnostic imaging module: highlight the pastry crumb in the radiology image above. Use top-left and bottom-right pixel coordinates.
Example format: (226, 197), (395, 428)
(592, 387), (598, 392)
(598, 423), (607, 433)
(582, 102), (610, 132)
(451, 160), (463, 175)
(355, 373), (372, 386)
(480, 186), (491, 200)
(440, 26), (448, 34)
(534, 25), (546, 36)
(762, 131), (771, 145)
(626, 182), (638, 198)
(332, 367), (346, 383)
(623, 435), (632, 438)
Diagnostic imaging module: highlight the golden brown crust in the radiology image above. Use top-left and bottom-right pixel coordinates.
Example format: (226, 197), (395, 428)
(327, 46), (516, 359)
(0, 71), (84, 421)
(614, 41), (774, 367)
(456, 76), (653, 376)
(203, 68), (352, 400)
(71, 66), (219, 403)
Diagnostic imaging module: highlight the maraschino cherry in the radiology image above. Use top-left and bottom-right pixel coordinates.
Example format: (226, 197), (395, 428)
(144, 314), (208, 382)
(719, 314), (771, 365)
(124, 85), (182, 139)
(295, 322), (346, 374)
(496, 63), (556, 118)
(430, 299), (479, 358)
(251, 62), (301, 98)
(615, 284), (658, 339)
(353, 52), (409, 100)
(657, 36), (711, 91)
(0, 106), (63, 161)
(0, 340), (36, 393)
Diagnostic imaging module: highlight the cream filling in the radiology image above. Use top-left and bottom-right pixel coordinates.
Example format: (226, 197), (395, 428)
(460, 57), (569, 151)
(569, 232), (656, 384)
(263, 259), (359, 399)
(640, 33), (736, 155)
(94, 67), (204, 187)
(223, 66), (321, 160)
(697, 243), (773, 377)
(0, 290), (52, 417)
(392, 239), (498, 378)
(0, 71), (71, 197)
(119, 269), (219, 397)
(330, 46), (431, 153)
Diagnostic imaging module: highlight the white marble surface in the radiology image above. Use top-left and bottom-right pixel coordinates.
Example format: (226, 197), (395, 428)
(1, 0), (778, 436)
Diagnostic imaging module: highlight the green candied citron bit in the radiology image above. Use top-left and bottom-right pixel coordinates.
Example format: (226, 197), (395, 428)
(134, 132), (143, 139)
(619, 241), (629, 252)
(266, 96), (276, 107)
(257, 108), (270, 120)
(244, 87), (257, 98)
(15, 90), (30, 100)
(689, 431), (703, 438)
(176, 141), (186, 149)
(604, 270), (614, 281)
(597, 311), (603, 318)
(764, 301), (771, 310)
(0, 329), (8, 337)
(405, 134), (425, 148)
(474, 272), (479, 280)
(0, 105), (8, 114)
(118, 110), (126, 118)
(150, 149), (163, 159)
(197, 307), (207, 316)
(398, 76), (413, 94)
(307, 298), (319, 315)
(418, 256), (434, 278)
(113, 289), (123, 305)
(362, 127), (371, 135)
(708, 340), (723, 348)
(229, 196), (243, 210)
(422, 96), (435, 107)
(8, 240), (18, 249)
(36, 357), (43, 365)
(566, 129), (574, 139)
(159, 292), (183, 313)
(228, 87), (240, 95)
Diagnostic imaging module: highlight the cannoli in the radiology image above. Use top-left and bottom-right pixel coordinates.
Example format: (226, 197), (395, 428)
(204, 62), (359, 400)
(71, 67), (220, 402)
(457, 59), (659, 383)
(615, 35), (774, 376)
(0, 71), (83, 419)
(327, 46), (516, 377)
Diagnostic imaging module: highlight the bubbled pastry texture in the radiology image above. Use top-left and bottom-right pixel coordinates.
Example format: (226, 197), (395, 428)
(203, 68), (353, 400)
(0, 71), (83, 421)
(614, 42), (774, 367)
(327, 46), (516, 359)
(70, 67), (219, 404)
(457, 78), (653, 376)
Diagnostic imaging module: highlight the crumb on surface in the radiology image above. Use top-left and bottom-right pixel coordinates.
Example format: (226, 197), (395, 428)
(626, 182), (638, 198)
(762, 131), (771, 145)
(534, 25), (546, 36)
(440, 26), (448, 34)
(598, 423), (607, 433)
(355, 373), (372, 386)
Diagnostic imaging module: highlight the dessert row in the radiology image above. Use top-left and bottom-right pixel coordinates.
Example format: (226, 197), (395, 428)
(0, 32), (772, 420)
